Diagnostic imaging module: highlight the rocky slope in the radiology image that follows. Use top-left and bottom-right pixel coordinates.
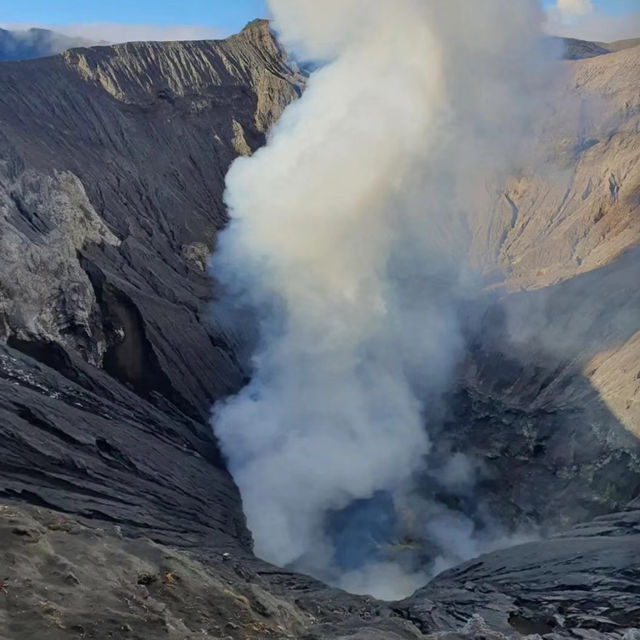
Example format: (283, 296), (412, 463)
(481, 44), (640, 289)
(400, 497), (640, 638)
(0, 21), (638, 639)
(448, 42), (640, 536)
(0, 19), (305, 422)
(1, 498), (638, 639)
(0, 16), (305, 567)
(561, 36), (640, 59)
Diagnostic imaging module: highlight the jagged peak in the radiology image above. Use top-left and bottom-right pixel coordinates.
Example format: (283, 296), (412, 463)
(241, 18), (271, 34)
(232, 17), (277, 51)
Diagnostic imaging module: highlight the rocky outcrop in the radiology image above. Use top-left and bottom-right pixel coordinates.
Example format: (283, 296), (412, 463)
(400, 499), (640, 639)
(561, 37), (610, 60)
(470, 44), (640, 289)
(0, 19), (305, 423)
(441, 43), (640, 537)
(0, 19), (304, 553)
(0, 166), (120, 365)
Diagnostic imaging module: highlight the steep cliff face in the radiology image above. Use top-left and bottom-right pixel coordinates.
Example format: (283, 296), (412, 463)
(448, 43), (640, 533)
(0, 19), (304, 549)
(0, 19), (305, 421)
(485, 44), (640, 289)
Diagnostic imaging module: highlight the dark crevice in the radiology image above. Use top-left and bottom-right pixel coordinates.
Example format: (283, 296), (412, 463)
(79, 255), (202, 422)
(0, 463), (139, 505)
(7, 336), (81, 384)
(0, 489), (58, 510)
(9, 190), (51, 235)
(14, 404), (83, 447)
(508, 613), (557, 635)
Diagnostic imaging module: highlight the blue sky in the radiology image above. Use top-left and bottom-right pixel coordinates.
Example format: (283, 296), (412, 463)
(0, 0), (638, 42)
(543, 0), (640, 40)
(542, 0), (639, 15)
(0, 0), (268, 41)
(0, 1), (267, 33)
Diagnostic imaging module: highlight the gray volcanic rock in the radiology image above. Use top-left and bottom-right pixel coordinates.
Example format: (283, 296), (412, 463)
(2, 499), (637, 639)
(0, 18), (303, 557)
(0, 166), (120, 365)
(561, 37), (610, 60)
(0, 502), (312, 639)
(399, 501), (640, 639)
(0, 342), (248, 549)
(427, 246), (640, 538)
(0, 19), (305, 422)
(0, 502), (428, 639)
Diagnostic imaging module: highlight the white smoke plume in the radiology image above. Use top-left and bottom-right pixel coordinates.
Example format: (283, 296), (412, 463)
(211, 0), (560, 599)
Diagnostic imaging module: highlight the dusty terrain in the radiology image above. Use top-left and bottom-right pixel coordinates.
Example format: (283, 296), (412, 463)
(1, 499), (638, 639)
